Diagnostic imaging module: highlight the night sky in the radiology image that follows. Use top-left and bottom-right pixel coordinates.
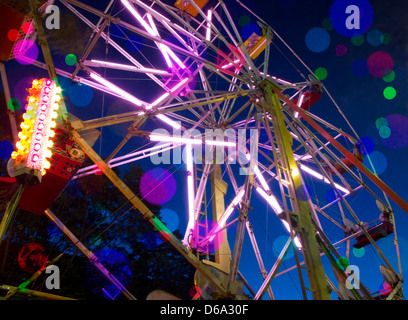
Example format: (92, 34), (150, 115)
(1, 0), (408, 300)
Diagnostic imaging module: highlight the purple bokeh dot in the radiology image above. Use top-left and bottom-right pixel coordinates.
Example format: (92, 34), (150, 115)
(140, 168), (176, 205)
(13, 39), (39, 65)
(367, 51), (394, 78)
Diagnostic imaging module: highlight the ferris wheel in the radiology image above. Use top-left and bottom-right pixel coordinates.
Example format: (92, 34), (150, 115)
(1, 0), (407, 300)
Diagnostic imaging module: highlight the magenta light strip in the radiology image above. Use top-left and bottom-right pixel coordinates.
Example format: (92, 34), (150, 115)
(89, 72), (144, 107)
(207, 189), (245, 242)
(183, 143), (196, 246)
(122, 0), (185, 70)
(87, 60), (170, 75)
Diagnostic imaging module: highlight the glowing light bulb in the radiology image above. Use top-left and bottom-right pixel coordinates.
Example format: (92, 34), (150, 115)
(48, 130), (55, 138)
(55, 87), (62, 94)
(44, 160), (51, 169)
(32, 80), (39, 86)
(45, 150), (52, 158)
(47, 140), (53, 148)
(291, 167), (299, 178)
(50, 121), (56, 128)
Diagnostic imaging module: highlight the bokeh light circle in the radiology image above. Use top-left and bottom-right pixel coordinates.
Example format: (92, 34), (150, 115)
(22, 22), (34, 35)
(69, 83), (94, 107)
(383, 87), (396, 100)
(382, 70), (395, 83)
(351, 34), (365, 46)
(305, 27), (330, 53)
(7, 29), (20, 41)
(7, 97), (22, 111)
(329, 0), (374, 38)
(238, 15), (250, 27)
(322, 18), (333, 31)
(376, 117), (388, 130)
(160, 208), (179, 233)
(140, 168), (177, 205)
(381, 33), (392, 45)
(367, 51), (394, 78)
(379, 126), (391, 139)
(336, 44), (347, 56)
(242, 23), (260, 40)
(363, 151), (387, 175)
(379, 114), (408, 149)
(13, 39), (39, 65)
(366, 29), (383, 47)
(315, 67), (328, 80)
(356, 136), (375, 155)
(273, 235), (294, 259)
(65, 53), (77, 66)
(353, 247), (365, 258)
(295, 184), (312, 201)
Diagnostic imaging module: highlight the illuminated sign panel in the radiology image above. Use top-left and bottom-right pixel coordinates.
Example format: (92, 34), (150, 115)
(244, 33), (268, 60)
(174, 0), (209, 17)
(12, 78), (61, 184)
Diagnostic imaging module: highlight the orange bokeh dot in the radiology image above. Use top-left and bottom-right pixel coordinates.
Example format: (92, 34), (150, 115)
(7, 29), (20, 41)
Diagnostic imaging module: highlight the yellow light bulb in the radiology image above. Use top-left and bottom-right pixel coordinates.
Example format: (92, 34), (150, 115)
(291, 167), (299, 178)
(49, 130), (55, 138)
(11, 151), (17, 159)
(50, 121), (56, 128)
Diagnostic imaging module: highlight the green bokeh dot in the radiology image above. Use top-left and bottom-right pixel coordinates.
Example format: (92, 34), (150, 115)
(7, 97), (21, 111)
(238, 15), (251, 27)
(315, 67), (328, 81)
(65, 53), (77, 66)
(375, 117), (388, 129)
(351, 34), (364, 46)
(381, 33), (392, 45)
(383, 87), (396, 100)
(382, 70), (395, 83)
(322, 18), (333, 31)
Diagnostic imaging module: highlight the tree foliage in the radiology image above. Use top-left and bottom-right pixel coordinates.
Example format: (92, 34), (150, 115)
(0, 98), (195, 299)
